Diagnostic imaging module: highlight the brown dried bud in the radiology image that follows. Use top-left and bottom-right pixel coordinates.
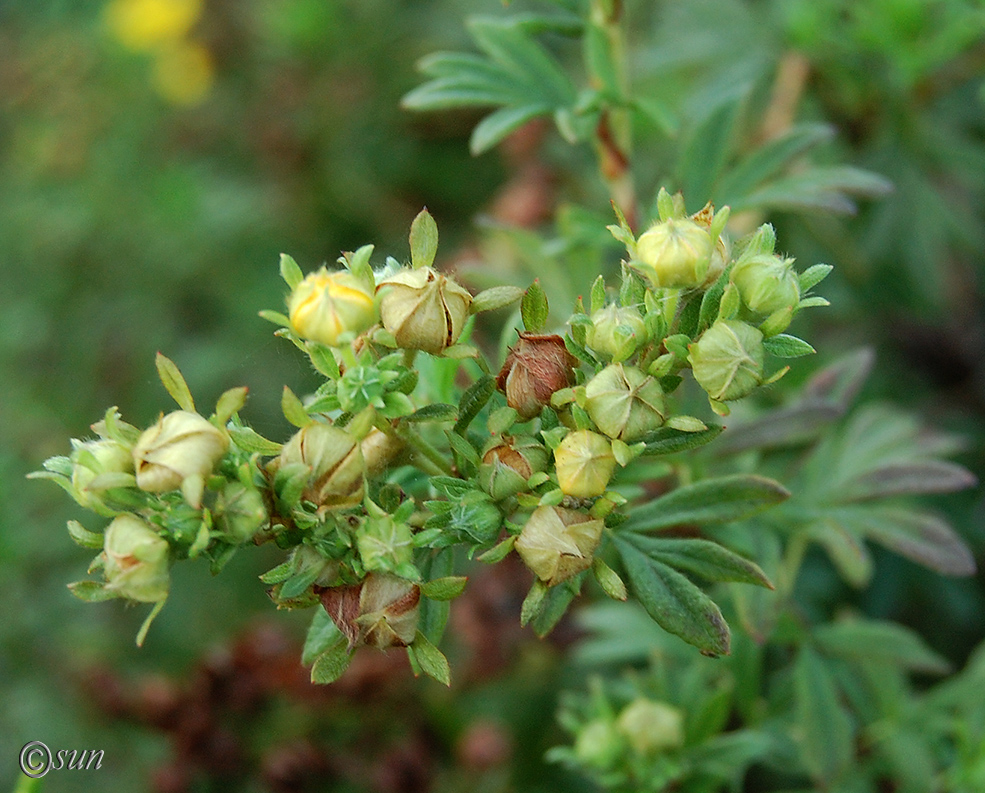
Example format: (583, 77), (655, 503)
(496, 333), (578, 420)
(319, 573), (421, 650)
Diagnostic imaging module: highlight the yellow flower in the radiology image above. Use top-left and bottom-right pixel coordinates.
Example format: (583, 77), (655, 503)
(288, 268), (378, 347)
(105, 0), (202, 52)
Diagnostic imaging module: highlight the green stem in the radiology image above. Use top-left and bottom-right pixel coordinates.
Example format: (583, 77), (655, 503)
(392, 424), (454, 477)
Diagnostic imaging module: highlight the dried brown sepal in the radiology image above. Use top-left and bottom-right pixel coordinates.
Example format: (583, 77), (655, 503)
(496, 333), (578, 420)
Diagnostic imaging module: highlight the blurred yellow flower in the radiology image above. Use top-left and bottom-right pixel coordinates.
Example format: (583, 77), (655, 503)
(151, 41), (214, 106)
(105, 0), (202, 52)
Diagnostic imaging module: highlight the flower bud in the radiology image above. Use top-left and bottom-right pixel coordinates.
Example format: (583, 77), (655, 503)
(479, 436), (549, 500)
(689, 320), (764, 401)
(357, 514), (414, 573)
(515, 505), (603, 585)
(214, 481), (267, 544)
(585, 305), (648, 362)
(635, 218), (714, 289)
(615, 699), (684, 755)
(288, 267), (378, 347)
(496, 333), (578, 420)
(376, 267), (471, 353)
(554, 430), (616, 498)
(133, 410), (228, 494)
(71, 438), (134, 508)
(319, 573), (421, 649)
(279, 423), (364, 509)
(574, 719), (625, 770)
(730, 252), (800, 316)
(102, 514), (170, 603)
(360, 428), (405, 476)
(702, 235), (730, 287)
(584, 364), (665, 441)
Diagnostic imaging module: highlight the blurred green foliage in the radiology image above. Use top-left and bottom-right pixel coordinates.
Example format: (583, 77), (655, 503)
(3, 0), (984, 791)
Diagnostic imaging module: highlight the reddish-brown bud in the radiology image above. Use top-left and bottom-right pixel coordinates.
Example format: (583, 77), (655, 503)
(496, 333), (578, 420)
(319, 574), (421, 650)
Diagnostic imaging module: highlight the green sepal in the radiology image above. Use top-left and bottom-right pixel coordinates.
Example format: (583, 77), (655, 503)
(279, 253), (304, 290)
(310, 639), (353, 684)
(408, 630), (451, 686)
(155, 352), (195, 412)
(521, 280), (549, 332)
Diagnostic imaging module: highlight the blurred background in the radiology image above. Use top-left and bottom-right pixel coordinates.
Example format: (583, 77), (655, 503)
(2, 0), (984, 791)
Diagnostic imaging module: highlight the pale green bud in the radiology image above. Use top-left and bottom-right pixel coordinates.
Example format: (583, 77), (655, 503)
(288, 267), (378, 347)
(279, 423), (364, 509)
(730, 252), (800, 316)
(586, 305), (648, 362)
(102, 514), (170, 603)
(574, 718), (625, 770)
(635, 218), (714, 289)
(584, 364), (665, 441)
(688, 320), (764, 401)
(616, 699), (684, 755)
(214, 481), (266, 544)
(133, 410), (228, 494)
(376, 267), (472, 353)
(515, 505), (603, 586)
(71, 438), (133, 508)
(554, 430), (617, 498)
(357, 514), (414, 573)
(479, 436), (549, 500)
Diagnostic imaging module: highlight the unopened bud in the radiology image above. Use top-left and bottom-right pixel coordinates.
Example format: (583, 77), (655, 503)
(376, 267), (472, 353)
(288, 268), (378, 347)
(586, 305), (648, 362)
(584, 364), (665, 441)
(71, 438), (133, 508)
(479, 436), (549, 500)
(133, 410), (228, 493)
(279, 423), (364, 509)
(515, 505), (603, 585)
(319, 573), (421, 649)
(214, 481), (267, 544)
(102, 514), (170, 603)
(730, 252), (800, 316)
(616, 699), (684, 755)
(635, 218), (714, 289)
(554, 430), (616, 498)
(360, 428), (405, 476)
(496, 333), (578, 420)
(689, 320), (764, 401)
(574, 718), (625, 770)
(357, 514), (414, 573)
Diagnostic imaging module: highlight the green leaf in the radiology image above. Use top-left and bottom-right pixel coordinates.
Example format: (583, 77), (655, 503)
(259, 309), (292, 328)
(715, 123), (835, 206)
(614, 536), (730, 656)
(763, 334), (816, 358)
(622, 534), (774, 589)
(814, 619), (951, 674)
(281, 386), (311, 428)
(214, 387), (248, 425)
(590, 274), (606, 314)
(801, 347), (874, 409)
(227, 425), (282, 456)
(454, 375), (496, 435)
(639, 425), (723, 456)
(807, 519), (874, 589)
(687, 730), (774, 781)
(531, 576), (582, 637)
(68, 580), (120, 602)
(799, 263), (834, 293)
(279, 566), (322, 600)
(840, 460), (975, 501)
(409, 208), (439, 269)
(279, 253), (304, 290)
(310, 640), (352, 684)
(471, 285), (524, 313)
(302, 607), (342, 666)
(408, 631), (451, 686)
(67, 520), (104, 550)
(520, 280), (549, 332)
(420, 576), (468, 601)
(406, 403), (458, 423)
(477, 534), (516, 563)
(849, 507), (976, 577)
(794, 646), (854, 784)
(731, 165), (893, 215)
(471, 103), (551, 155)
(259, 560), (294, 585)
(305, 342), (341, 379)
(155, 352), (195, 412)
(622, 474), (789, 533)
(713, 403), (842, 456)
(418, 548), (454, 644)
(679, 98), (741, 208)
